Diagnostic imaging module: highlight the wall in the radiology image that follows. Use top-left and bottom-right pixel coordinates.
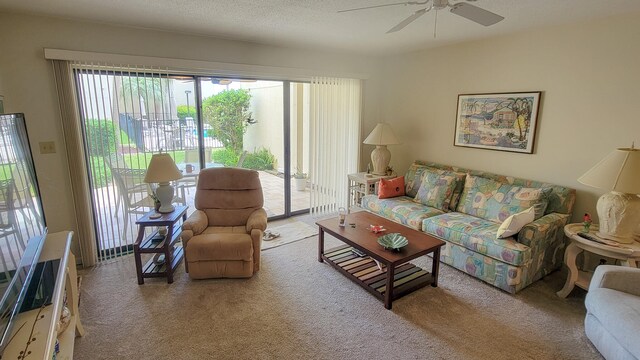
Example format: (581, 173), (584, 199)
(365, 12), (640, 223)
(243, 83), (284, 170)
(0, 12), (378, 253)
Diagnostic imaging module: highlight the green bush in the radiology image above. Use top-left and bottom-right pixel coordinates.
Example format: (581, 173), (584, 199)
(243, 148), (276, 170)
(177, 105), (197, 121)
(89, 156), (111, 188)
(202, 89), (252, 154)
(85, 119), (117, 157)
(212, 148), (239, 167)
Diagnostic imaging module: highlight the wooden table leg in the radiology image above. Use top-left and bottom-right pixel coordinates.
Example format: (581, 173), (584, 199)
(134, 226), (145, 285)
(557, 242), (582, 298)
(166, 224), (175, 284)
(431, 247), (441, 287)
(384, 264), (395, 310)
(318, 227), (324, 263)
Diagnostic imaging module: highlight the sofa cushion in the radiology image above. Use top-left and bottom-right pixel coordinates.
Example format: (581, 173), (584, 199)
(457, 174), (551, 222)
(362, 195), (444, 230)
(586, 288), (640, 357)
(413, 170), (458, 211)
(378, 176), (405, 199)
(423, 212), (531, 266)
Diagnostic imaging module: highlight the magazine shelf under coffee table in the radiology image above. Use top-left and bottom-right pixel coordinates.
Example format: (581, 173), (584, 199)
(323, 244), (433, 303)
(317, 211), (445, 310)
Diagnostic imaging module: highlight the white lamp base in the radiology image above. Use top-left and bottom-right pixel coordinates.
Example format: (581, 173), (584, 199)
(155, 182), (175, 214)
(595, 191), (640, 244)
(371, 145), (391, 176)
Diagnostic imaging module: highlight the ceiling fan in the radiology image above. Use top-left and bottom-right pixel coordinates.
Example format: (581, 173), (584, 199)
(209, 77), (257, 86)
(339, 0), (504, 36)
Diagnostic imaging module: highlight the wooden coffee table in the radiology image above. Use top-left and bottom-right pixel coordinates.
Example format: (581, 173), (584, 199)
(317, 211), (445, 309)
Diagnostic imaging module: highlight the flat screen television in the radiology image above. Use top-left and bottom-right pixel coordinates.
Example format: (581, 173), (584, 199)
(0, 113), (47, 353)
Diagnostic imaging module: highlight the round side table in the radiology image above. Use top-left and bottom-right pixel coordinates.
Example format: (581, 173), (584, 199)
(557, 223), (640, 298)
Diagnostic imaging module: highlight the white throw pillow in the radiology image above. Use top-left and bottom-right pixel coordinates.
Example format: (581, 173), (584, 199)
(496, 206), (535, 239)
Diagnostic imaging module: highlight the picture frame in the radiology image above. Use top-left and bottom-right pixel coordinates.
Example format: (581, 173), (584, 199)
(454, 92), (541, 154)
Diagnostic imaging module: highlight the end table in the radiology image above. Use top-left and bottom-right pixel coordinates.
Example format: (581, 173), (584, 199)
(557, 223), (640, 298)
(347, 172), (394, 212)
(134, 205), (188, 284)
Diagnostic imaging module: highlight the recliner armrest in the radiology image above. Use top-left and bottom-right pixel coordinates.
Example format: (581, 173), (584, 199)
(182, 210), (208, 242)
(246, 208), (267, 233)
(589, 265), (640, 297)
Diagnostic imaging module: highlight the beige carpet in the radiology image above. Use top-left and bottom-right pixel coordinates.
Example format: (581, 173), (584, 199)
(262, 220), (318, 250)
(74, 234), (602, 360)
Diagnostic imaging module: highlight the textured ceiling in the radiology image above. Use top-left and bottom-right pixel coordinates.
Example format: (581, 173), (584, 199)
(1, 0), (640, 54)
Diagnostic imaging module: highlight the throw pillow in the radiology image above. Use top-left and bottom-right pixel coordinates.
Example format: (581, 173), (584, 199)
(404, 163), (466, 209)
(496, 206), (535, 238)
(456, 174), (503, 215)
(404, 163), (430, 197)
(457, 174), (550, 223)
(413, 170), (458, 211)
(378, 176), (405, 199)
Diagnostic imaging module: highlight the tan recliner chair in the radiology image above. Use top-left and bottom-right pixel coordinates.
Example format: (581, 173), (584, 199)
(181, 167), (267, 279)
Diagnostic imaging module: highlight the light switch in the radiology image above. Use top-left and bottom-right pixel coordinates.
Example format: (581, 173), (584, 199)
(39, 141), (56, 154)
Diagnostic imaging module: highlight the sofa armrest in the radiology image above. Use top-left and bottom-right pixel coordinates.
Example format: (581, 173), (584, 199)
(589, 265), (640, 297)
(181, 210), (208, 246)
(517, 212), (570, 249)
(246, 208), (268, 233)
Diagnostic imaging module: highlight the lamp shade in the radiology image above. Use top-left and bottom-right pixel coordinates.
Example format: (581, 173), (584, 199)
(144, 153), (183, 183)
(578, 147), (640, 194)
(363, 123), (400, 145)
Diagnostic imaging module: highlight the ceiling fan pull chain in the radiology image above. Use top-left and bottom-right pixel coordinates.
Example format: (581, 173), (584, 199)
(433, 9), (438, 38)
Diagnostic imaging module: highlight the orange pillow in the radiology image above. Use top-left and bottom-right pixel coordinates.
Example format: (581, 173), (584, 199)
(378, 176), (405, 199)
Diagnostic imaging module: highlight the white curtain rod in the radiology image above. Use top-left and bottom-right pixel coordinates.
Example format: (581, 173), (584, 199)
(43, 48), (369, 81)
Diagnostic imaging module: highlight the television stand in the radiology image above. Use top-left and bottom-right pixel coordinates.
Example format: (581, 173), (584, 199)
(1, 231), (84, 359)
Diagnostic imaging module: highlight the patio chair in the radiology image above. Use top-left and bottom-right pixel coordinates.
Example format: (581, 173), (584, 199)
(0, 179), (25, 271)
(184, 148), (213, 164)
(179, 148), (213, 195)
(0, 163), (42, 225)
(107, 154), (185, 236)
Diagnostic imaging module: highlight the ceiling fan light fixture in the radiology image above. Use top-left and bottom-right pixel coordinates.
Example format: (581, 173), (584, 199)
(432, 0), (448, 10)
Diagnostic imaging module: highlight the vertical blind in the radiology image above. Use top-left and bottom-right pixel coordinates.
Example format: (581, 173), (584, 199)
(309, 77), (361, 215)
(72, 62), (180, 262)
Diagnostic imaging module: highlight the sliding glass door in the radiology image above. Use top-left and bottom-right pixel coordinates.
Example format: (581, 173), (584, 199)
(196, 78), (286, 217)
(75, 68), (310, 260)
(193, 78), (310, 219)
(290, 82), (310, 213)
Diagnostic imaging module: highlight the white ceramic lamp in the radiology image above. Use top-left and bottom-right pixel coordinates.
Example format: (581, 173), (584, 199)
(578, 146), (640, 244)
(144, 153), (183, 213)
(363, 123), (400, 176)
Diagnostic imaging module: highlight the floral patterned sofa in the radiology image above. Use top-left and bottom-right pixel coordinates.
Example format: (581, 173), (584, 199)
(362, 161), (576, 293)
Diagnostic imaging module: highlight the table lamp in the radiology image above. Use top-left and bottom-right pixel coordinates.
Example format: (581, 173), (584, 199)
(363, 123), (400, 175)
(578, 145), (640, 244)
(144, 153), (183, 213)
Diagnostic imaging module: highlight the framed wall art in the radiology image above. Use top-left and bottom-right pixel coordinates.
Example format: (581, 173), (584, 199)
(454, 92), (541, 154)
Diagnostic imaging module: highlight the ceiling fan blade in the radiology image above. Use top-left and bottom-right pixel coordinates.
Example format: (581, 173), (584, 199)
(386, 7), (430, 33)
(450, 2), (504, 26)
(338, 1), (428, 13)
